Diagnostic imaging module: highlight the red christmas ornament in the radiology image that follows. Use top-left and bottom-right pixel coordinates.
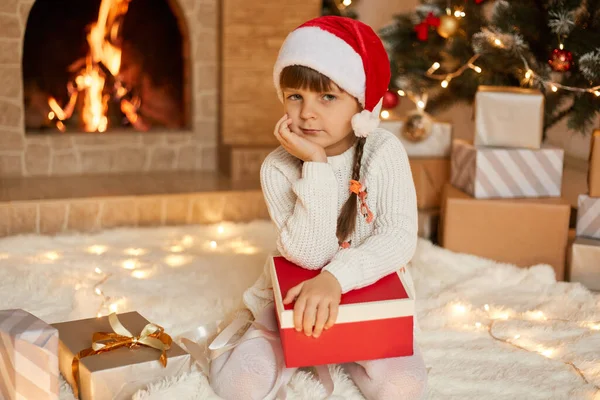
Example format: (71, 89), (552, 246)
(414, 22), (429, 41)
(549, 48), (573, 72)
(382, 90), (400, 109)
(424, 12), (440, 27)
(414, 12), (440, 41)
(474, 0), (485, 4)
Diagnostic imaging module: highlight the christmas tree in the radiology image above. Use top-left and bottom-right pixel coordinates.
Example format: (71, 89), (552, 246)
(380, 0), (600, 134)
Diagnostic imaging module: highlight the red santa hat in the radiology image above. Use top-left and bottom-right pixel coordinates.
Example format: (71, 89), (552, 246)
(273, 16), (391, 138)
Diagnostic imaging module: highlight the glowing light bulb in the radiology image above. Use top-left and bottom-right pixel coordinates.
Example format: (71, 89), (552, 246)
(534, 311), (546, 320)
(88, 245), (108, 255)
(541, 348), (554, 358)
(217, 225), (225, 234)
(109, 303), (118, 313)
(170, 245), (184, 253)
(484, 304), (490, 311)
(122, 259), (138, 270)
(551, 85), (558, 92)
(95, 288), (102, 295)
(210, 241), (218, 249)
(417, 100), (425, 109)
(494, 39), (502, 46)
(342, 0), (352, 5)
(95, 267), (103, 274)
(44, 252), (60, 261)
(514, 334), (521, 339)
(397, 90), (405, 97)
(124, 248), (146, 256)
(454, 304), (466, 314)
(441, 79), (449, 88)
(475, 322), (482, 328)
(132, 270), (149, 279)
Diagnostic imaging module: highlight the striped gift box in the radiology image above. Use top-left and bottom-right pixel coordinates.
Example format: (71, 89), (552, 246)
(451, 140), (564, 199)
(0, 309), (59, 400)
(576, 195), (600, 239)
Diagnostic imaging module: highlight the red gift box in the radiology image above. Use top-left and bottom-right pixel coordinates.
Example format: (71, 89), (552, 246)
(270, 256), (414, 368)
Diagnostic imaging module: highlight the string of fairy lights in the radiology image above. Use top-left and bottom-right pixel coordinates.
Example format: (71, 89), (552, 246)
(87, 230), (226, 318)
(396, 6), (600, 100)
(450, 301), (600, 390)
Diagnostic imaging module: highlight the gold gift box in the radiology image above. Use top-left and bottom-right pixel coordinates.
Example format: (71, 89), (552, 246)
(52, 312), (192, 400)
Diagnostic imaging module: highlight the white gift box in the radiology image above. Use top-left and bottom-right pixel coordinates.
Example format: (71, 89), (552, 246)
(474, 86), (544, 149)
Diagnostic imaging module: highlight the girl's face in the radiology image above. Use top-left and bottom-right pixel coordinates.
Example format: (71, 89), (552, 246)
(282, 84), (362, 156)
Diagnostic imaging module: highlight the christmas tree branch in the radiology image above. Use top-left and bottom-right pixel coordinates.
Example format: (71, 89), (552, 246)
(546, 103), (575, 131)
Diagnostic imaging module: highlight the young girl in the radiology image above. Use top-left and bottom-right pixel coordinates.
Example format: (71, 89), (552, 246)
(209, 16), (426, 400)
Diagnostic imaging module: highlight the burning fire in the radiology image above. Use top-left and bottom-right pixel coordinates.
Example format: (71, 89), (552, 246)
(48, 0), (145, 132)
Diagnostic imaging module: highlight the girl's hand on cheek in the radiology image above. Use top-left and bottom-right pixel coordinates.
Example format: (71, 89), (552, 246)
(274, 114), (327, 163)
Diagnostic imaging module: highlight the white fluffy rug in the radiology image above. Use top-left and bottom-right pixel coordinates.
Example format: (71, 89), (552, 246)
(0, 220), (599, 400)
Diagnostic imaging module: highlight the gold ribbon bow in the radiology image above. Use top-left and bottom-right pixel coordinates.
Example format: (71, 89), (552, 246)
(71, 313), (172, 399)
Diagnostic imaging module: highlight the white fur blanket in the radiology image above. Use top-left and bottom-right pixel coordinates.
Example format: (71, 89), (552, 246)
(0, 221), (598, 399)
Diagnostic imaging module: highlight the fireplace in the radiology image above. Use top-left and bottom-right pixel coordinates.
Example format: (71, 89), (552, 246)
(0, 0), (217, 177)
(24, 0), (187, 134)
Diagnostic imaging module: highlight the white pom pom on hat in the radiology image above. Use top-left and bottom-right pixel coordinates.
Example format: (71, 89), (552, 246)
(273, 16), (391, 138)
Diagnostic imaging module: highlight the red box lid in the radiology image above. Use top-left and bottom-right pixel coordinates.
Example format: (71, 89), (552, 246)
(270, 257), (414, 328)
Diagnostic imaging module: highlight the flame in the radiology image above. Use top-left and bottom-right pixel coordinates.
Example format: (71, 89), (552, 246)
(48, 0), (133, 133)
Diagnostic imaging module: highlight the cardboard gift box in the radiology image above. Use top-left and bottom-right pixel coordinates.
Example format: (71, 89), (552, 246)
(576, 194), (600, 240)
(379, 119), (452, 157)
(418, 208), (440, 241)
(589, 130), (600, 197)
(451, 139), (564, 199)
(52, 312), (192, 400)
(568, 236), (600, 291)
(409, 158), (450, 209)
(474, 86), (544, 149)
(270, 256), (414, 368)
(439, 184), (571, 280)
(0, 309), (59, 400)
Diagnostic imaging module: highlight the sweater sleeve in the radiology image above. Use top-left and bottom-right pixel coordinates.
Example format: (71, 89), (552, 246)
(260, 151), (340, 269)
(322, 138), (418, 293)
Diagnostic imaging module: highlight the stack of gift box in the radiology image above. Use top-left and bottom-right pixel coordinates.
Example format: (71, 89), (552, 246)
(569, 130), (600, 291)
(438, 86), (571, 281)
(380, 116), (452, 243)
(0, 309), (192, 400)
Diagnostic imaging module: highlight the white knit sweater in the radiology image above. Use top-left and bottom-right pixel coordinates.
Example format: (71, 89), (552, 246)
(243, 128), (419, 319)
